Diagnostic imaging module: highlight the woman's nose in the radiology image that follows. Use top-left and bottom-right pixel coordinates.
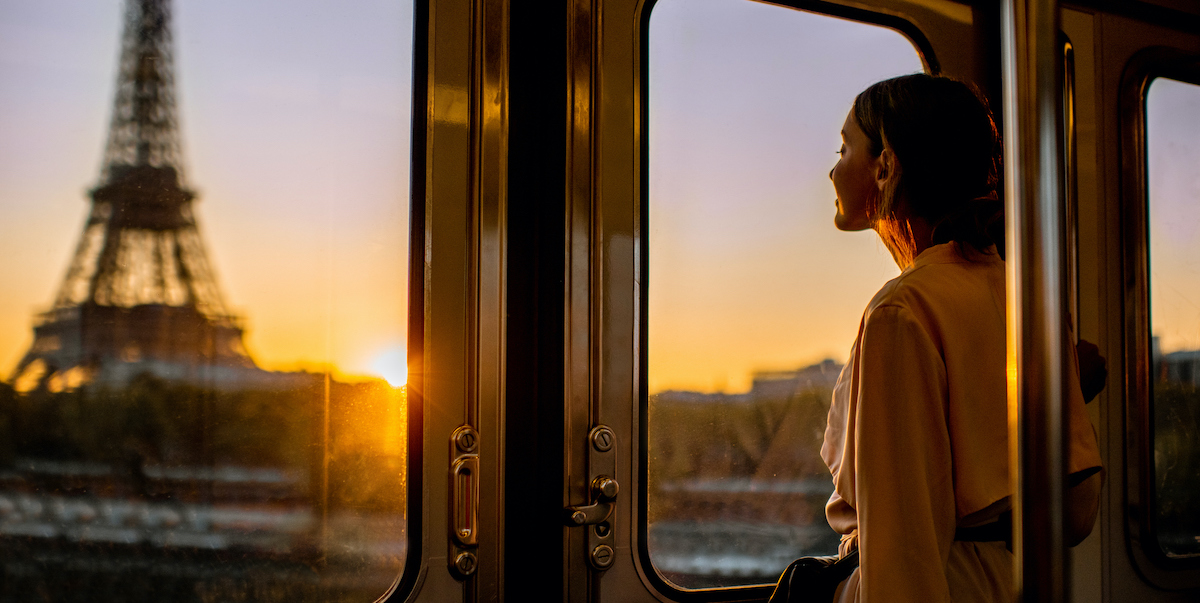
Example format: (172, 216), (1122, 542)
(829, 167), (835, 181)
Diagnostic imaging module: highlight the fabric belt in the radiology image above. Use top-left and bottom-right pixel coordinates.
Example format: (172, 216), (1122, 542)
(955, 510), (1012, 551)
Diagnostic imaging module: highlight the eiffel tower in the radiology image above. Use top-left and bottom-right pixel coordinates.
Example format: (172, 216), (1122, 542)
(11, 0), (256, 391)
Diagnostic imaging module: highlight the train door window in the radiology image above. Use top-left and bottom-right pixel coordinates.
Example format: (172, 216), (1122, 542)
(646, 0), (924, 589)
(1146, 76), (1200, 559)
(0, 1), (413, 600)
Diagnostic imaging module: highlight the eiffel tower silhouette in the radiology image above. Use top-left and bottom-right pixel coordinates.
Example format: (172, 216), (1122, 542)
(11, 0), (256, 391)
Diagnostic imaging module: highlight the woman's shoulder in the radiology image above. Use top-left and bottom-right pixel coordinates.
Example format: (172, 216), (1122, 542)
(865, 243), (1004, 319)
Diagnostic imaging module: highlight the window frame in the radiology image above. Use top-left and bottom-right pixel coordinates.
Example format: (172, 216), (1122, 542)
(1119, 46), (1200, 583)
(1063, 33), (1081, 338)
(388, 0), (428, 599)
(634, 0), (940, 598)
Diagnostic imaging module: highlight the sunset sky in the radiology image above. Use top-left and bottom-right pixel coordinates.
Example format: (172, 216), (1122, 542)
(648, 0), (1199, 393)
(648, 0), (919, 393)
(1148, 78), (1200, 356)
(1, 0), (1194, 394)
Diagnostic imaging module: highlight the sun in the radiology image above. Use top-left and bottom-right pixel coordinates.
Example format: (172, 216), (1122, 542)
(370, 346), (408, 387)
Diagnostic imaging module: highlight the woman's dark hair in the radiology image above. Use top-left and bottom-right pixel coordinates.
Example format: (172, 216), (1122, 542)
(853, 73), (1004, 261)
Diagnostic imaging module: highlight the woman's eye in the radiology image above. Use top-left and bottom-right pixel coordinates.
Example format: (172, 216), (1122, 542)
(836, 146), (846, 156)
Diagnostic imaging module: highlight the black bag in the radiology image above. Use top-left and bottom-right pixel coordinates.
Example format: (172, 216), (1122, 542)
(767, 549), (859, 603)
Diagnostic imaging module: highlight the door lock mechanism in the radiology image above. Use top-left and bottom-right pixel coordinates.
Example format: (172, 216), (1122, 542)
(563, 476), (619, 526)
(568, 425), (618, 571)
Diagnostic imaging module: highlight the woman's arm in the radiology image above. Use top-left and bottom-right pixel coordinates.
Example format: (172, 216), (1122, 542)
(853, 304), (956, 603)
(1065, 336), (1105, 546)
(1066, 469), (1102, 546)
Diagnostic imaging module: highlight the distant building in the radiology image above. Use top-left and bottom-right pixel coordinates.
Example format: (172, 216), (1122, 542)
(1153, 336), (1200, 388)
(748, 358), (842, 399)
(653, 359), (843, 405)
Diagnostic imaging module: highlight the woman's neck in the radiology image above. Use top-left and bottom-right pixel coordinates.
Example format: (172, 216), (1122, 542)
(876, 216), (934, 269)
(907, 217), (934, 259)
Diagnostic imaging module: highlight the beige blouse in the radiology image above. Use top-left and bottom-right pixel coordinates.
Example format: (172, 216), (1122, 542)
(821, 242), (1102, 603)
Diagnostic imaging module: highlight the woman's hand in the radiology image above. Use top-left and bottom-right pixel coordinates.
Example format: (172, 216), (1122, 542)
(1077, 339), (1107, 403)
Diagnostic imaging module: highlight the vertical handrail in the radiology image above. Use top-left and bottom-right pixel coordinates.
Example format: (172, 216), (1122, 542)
(1002, 0), (1069, 602)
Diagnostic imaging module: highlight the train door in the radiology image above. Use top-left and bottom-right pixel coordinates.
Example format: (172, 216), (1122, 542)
(400, 1), (1200, 602)
(565, 0), (1001, 600)
(407, 0), (1003, 600)
(1058, 3), (1200, 600)
(573, 1), (998, 601)
(404, 0), (996, 598)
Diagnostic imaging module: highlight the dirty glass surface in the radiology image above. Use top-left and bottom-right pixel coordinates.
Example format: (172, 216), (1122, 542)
(0, 1), (412, 600)
(1147, 76), (1200, 559)
(646, 0), (924, 589)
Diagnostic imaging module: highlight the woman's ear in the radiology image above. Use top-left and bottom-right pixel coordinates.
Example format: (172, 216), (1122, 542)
(875, 147), (898, 191)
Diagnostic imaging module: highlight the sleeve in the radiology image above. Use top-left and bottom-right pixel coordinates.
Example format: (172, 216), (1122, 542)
(1065, 340), (1103, 478)
(854, 305), (956, 603)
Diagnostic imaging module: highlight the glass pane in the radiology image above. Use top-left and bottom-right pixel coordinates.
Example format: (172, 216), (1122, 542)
(647, 0), (925, 589)
(0, 0), (412, 600)
(1148, 76), (1200, 559)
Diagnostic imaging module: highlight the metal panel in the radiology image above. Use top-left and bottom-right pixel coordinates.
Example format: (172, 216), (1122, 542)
(403, 0), (508, 600)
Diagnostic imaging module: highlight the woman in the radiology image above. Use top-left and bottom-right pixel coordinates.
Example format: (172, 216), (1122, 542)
(820, 74), (1102, 602)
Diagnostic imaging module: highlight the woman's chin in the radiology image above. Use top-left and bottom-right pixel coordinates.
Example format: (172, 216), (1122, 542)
(834, 215), (871, 232)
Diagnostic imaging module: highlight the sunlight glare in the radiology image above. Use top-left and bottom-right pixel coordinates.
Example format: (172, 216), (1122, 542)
(371, 346), (408, 386)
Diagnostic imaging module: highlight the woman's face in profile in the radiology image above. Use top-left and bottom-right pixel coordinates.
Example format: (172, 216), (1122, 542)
(830, 110), (880, 232)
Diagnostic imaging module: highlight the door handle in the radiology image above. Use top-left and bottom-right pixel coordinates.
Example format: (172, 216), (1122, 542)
(451, 454), (478, 546)
(449, 425), (479, 578)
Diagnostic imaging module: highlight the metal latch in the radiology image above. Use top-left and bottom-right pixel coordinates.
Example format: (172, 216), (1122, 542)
(563, 476), (619, 526)
(563, 425), (618, 570)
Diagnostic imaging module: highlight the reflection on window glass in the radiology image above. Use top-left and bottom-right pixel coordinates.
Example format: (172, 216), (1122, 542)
(0, 0), (412, 600)
(1148, 77), (1200, 559)
(647, 0), (923, 589)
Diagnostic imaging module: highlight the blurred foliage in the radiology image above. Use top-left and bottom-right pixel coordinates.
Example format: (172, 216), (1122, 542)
(0, 372), (406, 512)
(647, 379), (842, 587)
(648, 386), (832, 484)
(1153, 380), (1200, 556)
(0, 381), (14, 464)
(647, 382), (835, 528)
(0, 372), (408, 601)
(0, 538), (401, 603)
